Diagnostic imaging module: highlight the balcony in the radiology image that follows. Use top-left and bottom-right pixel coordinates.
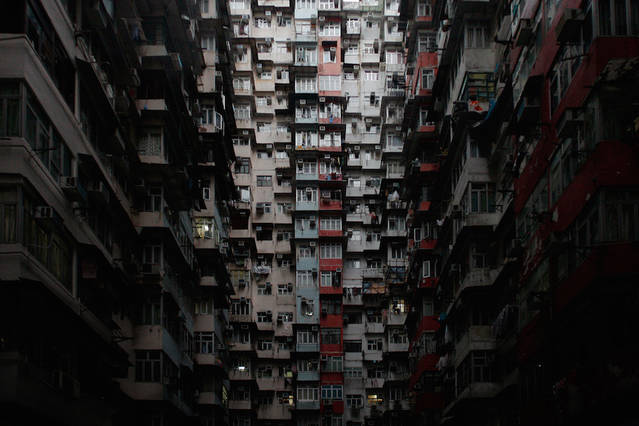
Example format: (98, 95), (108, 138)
(297, 370), (321, 381)
(319, 199), (342, 211)
(318, 0), (341, 10)
(452, 267), (501, 302)
(296, 170), (319, 181)
(361, 51), (380, 63)
(387, 341), (409, 352)
(365, 322), (384, 333)
(296, 199), (319, 211)
(365, 378), (385, 388)
(362, 268), (384, 278)
(362, 159), (381, 169)
(384, 86), (405, 97)
(296, 256), (319, 270)
(362, 132), (380, 144)
(296, 343), (320, 352)
(229, 400), (253, 410)
(295, 112), (318, 124)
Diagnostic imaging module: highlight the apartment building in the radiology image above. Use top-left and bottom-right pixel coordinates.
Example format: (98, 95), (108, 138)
(402, 0), (639, 425)
(225, 0), (412, 424)
(0, 1), (236, 425)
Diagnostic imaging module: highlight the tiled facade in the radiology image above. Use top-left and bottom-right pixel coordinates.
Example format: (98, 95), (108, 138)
(225, 0), (412, 424)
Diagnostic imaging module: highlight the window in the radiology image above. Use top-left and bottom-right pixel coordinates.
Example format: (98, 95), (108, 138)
(364, 69), (379, 81)
(599, 0), (639, 35)
(344, 340), (362, 352)
(470, 183), (496, 213)
(324, 356), (343, 372)
(258, 340), (273, 351)
(277, 283), (292, 295)
(255, 17), (271, 28)
(0, 188), (17, 244)
(422, 68), (435, 90)
(235, 158), (250, 174)
(296, 77), (317, 92)
(367, 338), (383, 351)
(201, 35), (215, 50)
(320, 243), (342, 258)
(456, 351), (494, 393)
(465, 21), (489, 48)
(257, 175), (273, 187)
(417, 0), (432, 16)
(297, 330), (319, 344)
(319, 75), (341, 91)
(323, 46), (337, 63)
(297, 271), (315, 288)
(257, 282), (272, 295)
(388, 215), (406, 231)
(346, 394), (363, 408)
(233, 77), (251, 92)
(418, 33), (437, 52)
(135, 350), (161, 382)
(200, 0), (209, 13)
(321, 328), (341, 345)
(321, 217), (342, 230)
(321, 385), (343, 400)
(319, 23), (340, 36)
(0, 82), (20, 137)
(195, 332), (214, 353)
(297, 386), (319, 401)
(233, 104), (251, 120)
(344, 367), (363, 377)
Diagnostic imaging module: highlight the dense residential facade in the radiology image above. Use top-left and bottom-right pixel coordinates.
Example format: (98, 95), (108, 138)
(0, 1), (236, 426)
(402, 0), (639, 425)
(225, 0), (413, 424)
(2, 0), (639, 426)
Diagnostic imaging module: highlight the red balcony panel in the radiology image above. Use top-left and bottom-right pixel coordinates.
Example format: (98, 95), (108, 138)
(408, 354), (440, 388)
(319, 63), (342, 74)
(319, 229), (343, 237)
(320, 199), (342, 210)
(417, 201), (431, 212)
(419, 239), (437, 250)
(321, 399), (344, 414)
(320, 343), (342, 353)
(417, 124), (436, 134)
(415, 392), (443, 413)
(319, 173), (343, 182)
(320, 259), (343, 269)
(419, 162), (440, 173)
(318, 90), (342, 97)
(320, 313), (343, 327)
(319, 117), (342, 125)
(515, 36), (639, 214)
(409, 316), (440, 352)
(419, 276), (439, 289)
(320, 285), (343, 295)
(331, 400), (344, 414)
(320, 372), (343, 384)
(318, 145), (342, 152)
(554, 243), (639, 315)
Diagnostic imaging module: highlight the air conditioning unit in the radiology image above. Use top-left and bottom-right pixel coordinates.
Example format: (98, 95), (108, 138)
(312, 325), (319, 331)
(336, 268), (342, 273)
(354, 146), (360, 151)
(557, 107), (584, 138)
(309, 241), (317, 247)
(286, 144), (292, 149)
(265, 10), (271, 16)
(300, 99), (307, 105)
(319, 97), (326, 102)
(319, 16), (325, 21)
(241, 324), (250, 330)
